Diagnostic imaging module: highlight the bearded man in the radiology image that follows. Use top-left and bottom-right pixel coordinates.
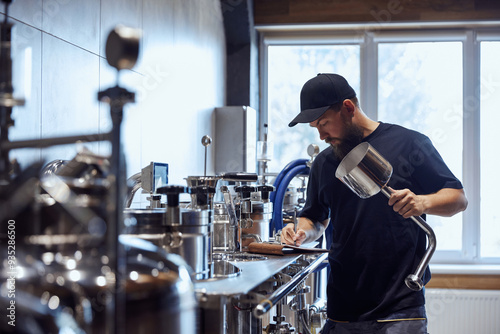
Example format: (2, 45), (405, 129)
(281, 73), (468, 334)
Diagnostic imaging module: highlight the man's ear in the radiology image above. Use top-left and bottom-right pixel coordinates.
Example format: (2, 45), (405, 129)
(343, 99), (356, 115)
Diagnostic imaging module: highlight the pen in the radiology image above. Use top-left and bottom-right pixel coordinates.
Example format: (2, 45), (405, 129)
(293, 209), (297, 246)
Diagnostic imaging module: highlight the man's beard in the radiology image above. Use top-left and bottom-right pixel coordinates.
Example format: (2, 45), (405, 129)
(330, 123), (364, 160)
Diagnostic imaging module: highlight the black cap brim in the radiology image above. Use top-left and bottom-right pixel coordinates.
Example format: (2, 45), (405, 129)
(288, 105), (330, 127)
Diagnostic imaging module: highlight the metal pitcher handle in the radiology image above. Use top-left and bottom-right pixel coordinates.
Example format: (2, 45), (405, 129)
(380, 187), (436, 291)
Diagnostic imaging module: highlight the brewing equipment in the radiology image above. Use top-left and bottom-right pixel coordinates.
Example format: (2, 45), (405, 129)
(257, 123), (273, 185)
(0, 19), (200, 334)
(126, 161), (169, 208)
(335, 141), (437, 291)
(235, 185), (274, 249)
(1, 226), (198, 334)
(186, 162), (263, 253)
(0, 149), (199, 334)
(215, 188), (240, 253)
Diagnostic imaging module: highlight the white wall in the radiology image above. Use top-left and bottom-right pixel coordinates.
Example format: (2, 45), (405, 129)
(3, 0), (225, 192)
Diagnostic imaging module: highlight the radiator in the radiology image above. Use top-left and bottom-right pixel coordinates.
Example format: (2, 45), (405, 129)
(426, 288), (500, 334)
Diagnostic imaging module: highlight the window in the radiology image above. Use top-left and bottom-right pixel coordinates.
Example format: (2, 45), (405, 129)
(259, 25), (500, 264)
(378, 41), (464, 254)
(479, 40), (500, 259)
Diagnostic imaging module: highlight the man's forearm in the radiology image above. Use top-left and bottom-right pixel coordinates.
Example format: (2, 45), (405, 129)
(298, 217), (329, 244)
(421, 188), (468, 217)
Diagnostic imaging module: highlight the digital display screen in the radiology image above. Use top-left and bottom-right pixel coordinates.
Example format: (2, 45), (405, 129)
(153, 163), (168, 193)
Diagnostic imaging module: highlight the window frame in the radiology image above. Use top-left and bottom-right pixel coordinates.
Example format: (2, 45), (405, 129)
(258, 22), (500, 265)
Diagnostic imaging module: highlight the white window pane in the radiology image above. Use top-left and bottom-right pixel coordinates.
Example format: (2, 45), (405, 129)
(267, 45), (360, 172)
(378, 42), (463, 251)
(480, 41), (500, 258)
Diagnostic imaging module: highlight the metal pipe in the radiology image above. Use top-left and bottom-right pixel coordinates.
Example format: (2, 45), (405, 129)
(253, 253), (328, 318)
(108, 97), (125, 334)
(309, 298), (327, 314)
(241, 233), (262, 243)
(125, 172), (141, 208)
(201, 135), (212, 177)
(221, 186), (238, 228)
(221, 185), (240, 253)
(300, 312), (313, 334)
(380, 187), (436, 291)
(1, 132), (111, 150)
(1, 0), (25, 181)
(98, 84), (135, 334)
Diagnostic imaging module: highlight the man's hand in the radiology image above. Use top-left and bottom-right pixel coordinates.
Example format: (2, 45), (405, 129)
(388, 188), (426, 219)
(280, 217), (329, 247)
(281, 223), (307, 246)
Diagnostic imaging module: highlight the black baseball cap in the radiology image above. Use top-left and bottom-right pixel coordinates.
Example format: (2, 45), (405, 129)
(288, 73), (356, 127)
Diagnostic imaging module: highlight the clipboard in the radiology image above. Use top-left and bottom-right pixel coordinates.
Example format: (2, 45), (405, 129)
(247, 242), (329, 256)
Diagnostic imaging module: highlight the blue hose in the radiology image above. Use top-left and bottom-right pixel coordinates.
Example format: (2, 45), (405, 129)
(271, 164), (310, 233)
(270, 159), (309, 204)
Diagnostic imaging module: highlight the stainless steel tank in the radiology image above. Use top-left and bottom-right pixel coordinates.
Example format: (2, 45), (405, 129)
(124, 195), (213, 281)
(240, 201), (273, 248)
(166, 209), (213, 280)
(2, 184), (198, 334)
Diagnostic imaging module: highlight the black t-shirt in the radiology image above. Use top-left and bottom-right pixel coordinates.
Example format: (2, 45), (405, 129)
(300, 122), (463, 321)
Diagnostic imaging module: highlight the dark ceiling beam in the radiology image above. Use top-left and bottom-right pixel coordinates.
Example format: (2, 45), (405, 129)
(253, 0), (500, 25)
